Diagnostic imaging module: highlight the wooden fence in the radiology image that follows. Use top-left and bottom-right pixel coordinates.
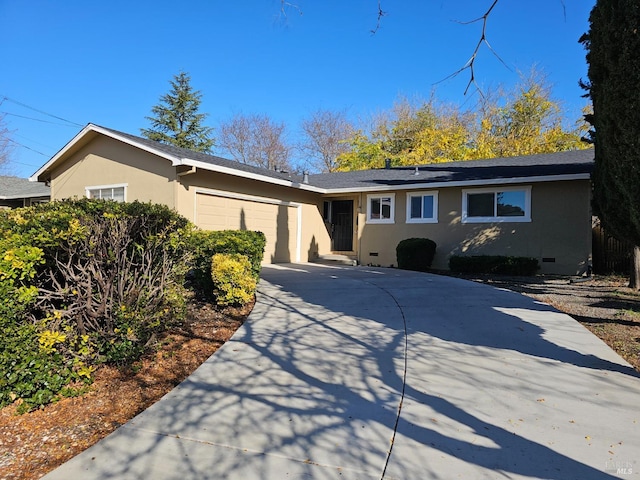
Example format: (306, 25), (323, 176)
(592, 219), (634, 274)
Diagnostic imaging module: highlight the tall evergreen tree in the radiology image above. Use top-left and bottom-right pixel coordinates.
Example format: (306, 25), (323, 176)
(581, 1), (640, 288)
(141, 72), (214, 153)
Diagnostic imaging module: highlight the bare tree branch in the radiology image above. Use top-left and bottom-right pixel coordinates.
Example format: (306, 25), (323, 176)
(370, 0), (387, 35)
(435, 0), (511, 96)
(218, 113), (292, 171)
(279, 1), (302, 20)
(299, 109), (354, 172)
(0, 110), (14, 170)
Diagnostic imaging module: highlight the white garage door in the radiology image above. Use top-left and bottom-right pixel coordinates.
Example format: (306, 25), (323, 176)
(196, 191), (299, 264)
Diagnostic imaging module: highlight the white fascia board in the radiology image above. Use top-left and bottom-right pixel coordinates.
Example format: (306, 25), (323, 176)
(29, 124), (184, 182)
(180, 158), (327, 193)
(30, 123), (94, 181)
(87, 125), (183, 166)
(323, 173), (591, 194)
(0, 193), (49, 200)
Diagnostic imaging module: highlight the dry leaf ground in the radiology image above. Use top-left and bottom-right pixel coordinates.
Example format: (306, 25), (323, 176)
(0, 299), (251, 480)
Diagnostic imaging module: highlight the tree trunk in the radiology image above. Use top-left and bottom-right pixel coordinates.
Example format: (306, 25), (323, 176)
(629, 246), (640, 290)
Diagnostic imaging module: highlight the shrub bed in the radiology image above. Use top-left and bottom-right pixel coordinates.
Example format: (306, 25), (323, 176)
(448, 255), (540, 276)
(396, 238), (437, 272)
(188, 229), (266, 296)
(0, 199), (192, 411)
(0, 200), (265, 412)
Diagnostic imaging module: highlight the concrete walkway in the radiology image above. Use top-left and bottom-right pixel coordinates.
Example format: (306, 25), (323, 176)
(43, 264), (640, 479)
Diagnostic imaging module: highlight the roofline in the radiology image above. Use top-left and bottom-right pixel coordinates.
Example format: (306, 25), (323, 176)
(29, 123), (327, 193)
(30, 124), (184, 182)
(322, 173), (591, 194)
(0, 193), (50, 200)
(180, 158), (326, 193)
(30, 124), (591, 194)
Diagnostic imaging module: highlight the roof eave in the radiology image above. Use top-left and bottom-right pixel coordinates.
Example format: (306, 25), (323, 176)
(29, 124), (185, 182)
(0, 193), (50, 200)
(180, 158), (327, 193)
(321, 173), (591, 194)
(29, 124), (327, 193)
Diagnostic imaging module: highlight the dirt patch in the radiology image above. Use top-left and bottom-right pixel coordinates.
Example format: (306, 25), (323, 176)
(0, 299), (251, 480)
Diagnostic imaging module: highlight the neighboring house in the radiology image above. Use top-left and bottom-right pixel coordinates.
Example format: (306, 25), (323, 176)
(31, 124), (594, 275)
(0, 175), (50, 209)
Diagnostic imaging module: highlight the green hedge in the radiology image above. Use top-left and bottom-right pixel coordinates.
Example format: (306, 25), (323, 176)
(0, 199), (192, 411)
(448, 255), (540, 276)
(0, 200), (265, 412)
(188, 229), (266, 297)
(396, 238), (437, 272)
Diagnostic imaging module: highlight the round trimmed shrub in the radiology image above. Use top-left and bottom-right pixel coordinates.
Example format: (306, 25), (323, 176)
(396, 238), (437, 272)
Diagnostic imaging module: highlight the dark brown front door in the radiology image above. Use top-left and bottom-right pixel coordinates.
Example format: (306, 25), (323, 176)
(331, 200), (353, 251)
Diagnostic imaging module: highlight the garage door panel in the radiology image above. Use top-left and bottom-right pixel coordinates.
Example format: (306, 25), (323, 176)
(196, 193), (297, 264)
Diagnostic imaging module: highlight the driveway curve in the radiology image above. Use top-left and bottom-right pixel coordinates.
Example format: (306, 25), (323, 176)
(43, 264), (640, 479)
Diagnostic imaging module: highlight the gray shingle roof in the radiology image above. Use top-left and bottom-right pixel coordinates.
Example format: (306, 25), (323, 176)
(99, 126), (299, 184)
(57, 125), (593, 194)
(0, 176), (50, 199)
(305, 149), (594, 190)
(100, 125), (593, 191)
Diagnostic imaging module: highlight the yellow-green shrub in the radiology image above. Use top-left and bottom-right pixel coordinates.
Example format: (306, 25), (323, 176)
(188, 229), (266, 296)
(211, 253), (257, 306)
(0, 199), (192, 411)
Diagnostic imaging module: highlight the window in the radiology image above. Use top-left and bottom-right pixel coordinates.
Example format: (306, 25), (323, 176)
(366, 193), (395, 224)
(462, 186), (531, 223)
(86, 184), (127, 202)
(406, 191), (438, 223)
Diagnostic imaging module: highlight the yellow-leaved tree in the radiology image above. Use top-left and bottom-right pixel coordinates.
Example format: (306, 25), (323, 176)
(336, 70), (589, 171)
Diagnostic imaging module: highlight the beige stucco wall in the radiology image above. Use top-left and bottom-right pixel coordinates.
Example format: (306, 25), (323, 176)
(357, 179), (592, 275)
(177, 170), (331, 263)
(45, 134), (331, 264)
(49, 136), (177, 208)
(43, 134), (591, 273)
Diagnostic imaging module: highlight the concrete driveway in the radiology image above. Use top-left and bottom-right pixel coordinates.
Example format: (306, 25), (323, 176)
(43, 264), (640, 479)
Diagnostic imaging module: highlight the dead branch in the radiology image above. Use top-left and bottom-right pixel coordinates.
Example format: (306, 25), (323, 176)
(371, 0), (386, 35)
(435, 0), (510, 96)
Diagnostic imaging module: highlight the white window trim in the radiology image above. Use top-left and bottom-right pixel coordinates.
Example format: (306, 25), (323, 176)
(406, 191), (439, 224)
(366, 193), (395, 224)
(462, 186), (531, 223)
(85, 183), (128, 201)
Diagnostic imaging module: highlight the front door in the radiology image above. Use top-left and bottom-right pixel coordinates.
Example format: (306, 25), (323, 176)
(331, 200), (353, 251)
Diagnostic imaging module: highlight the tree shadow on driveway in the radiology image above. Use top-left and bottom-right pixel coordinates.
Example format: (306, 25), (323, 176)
(43, 264), (639, 480)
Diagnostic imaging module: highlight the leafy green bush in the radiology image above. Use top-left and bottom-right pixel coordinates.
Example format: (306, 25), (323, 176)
(0, 199), (192, 410)
(188, 229), (266, 296)
(211, 253), (257, 306)
(0, 199), (267, 411)
(0, 321), (94, 413)
(396, 238), (437, 272)
(448, 255), (540, 276)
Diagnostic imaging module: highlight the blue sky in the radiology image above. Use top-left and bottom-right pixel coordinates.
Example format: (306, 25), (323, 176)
(1, 0), (594, 178)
